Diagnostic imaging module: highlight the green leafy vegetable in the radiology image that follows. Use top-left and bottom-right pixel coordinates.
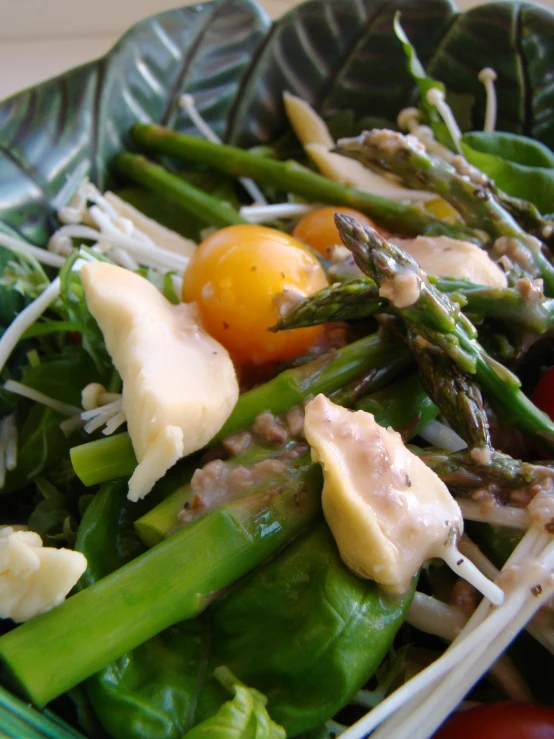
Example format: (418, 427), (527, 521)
(393, 14), (454, 149)
(185, 667), (285, 739)
(461, 131), (554, 214)
(209, 523), (415, 736)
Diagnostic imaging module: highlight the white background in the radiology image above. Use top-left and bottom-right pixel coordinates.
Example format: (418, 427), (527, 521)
(0, 0), (553, 101)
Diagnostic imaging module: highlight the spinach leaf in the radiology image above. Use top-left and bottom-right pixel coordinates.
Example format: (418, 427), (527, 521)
(76, 483), (413, 739)
(2, 405), (70, 495)
(20, 344), (101, 408)
(209, 523), (415, 737)
(76, 481), (221, 739)
(461, 131), (554, 215)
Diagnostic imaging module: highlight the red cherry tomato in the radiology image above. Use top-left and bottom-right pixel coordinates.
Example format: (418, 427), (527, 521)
(433, 702), (554, 739)
(532, 366), (554, 421)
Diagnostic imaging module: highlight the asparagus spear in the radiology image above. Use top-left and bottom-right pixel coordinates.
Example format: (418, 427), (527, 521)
(493, 188), (554, 249)
(127, 124), (482, 240)
(335, 131), (554, 294)
(408, 330), (491, 450)
(420, 447), (554, 497)
(272, 278), (386, 329)
(273, 274), (554, 334)
(70, 332), (411, 485)
(114, 153), (246, 229)
(0, 457), (322, 707)
(335, 214), (554, 451)
(138, 372), (439, 546)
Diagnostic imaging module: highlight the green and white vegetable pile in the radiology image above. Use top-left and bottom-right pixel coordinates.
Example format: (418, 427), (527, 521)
(0, 14), (553, 739)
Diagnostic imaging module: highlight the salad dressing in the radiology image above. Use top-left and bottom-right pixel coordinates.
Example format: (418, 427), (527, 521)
(304, 394), (464, 594)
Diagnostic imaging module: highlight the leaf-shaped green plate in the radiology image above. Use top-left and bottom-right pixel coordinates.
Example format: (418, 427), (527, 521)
(1, 0), (554, 247)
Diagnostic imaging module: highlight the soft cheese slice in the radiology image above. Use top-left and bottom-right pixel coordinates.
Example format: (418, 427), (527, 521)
(304, 394), (463, 594)
(283, 92), (434, 202)
(391, 235), (507, 288)
(0, 527), (87, 622)
(81, 262), (239, 500)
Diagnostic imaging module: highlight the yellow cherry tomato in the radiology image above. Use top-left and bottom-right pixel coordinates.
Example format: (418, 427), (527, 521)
(424, 197), (460, 223)
(182, 224), (329, 365)
(292, 206), (379, 258)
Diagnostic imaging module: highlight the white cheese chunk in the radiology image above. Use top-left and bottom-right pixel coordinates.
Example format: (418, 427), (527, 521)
(81, 263), (239, 501)
(0, 527), (87, 623)
(391, 235), (507, 287)
(304, 394), (464, 594)
(283, 92), (434, 202)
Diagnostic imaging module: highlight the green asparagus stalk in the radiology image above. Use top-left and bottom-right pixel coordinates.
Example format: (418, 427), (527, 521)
(138, 372), (437, 546)
(408, 330), (491, 450)
(420, 447), (554, 497)
(71, 332), (411, 485)
(127, 124), (481, 240)
(70, 432), (136, 486)
(271, 278), (386, 329)
(335, 131), (554, 294)
(213, 332), (410, 441)
(134, 442), (297, 547)
(492, 187), (554, 249)
(273, 274), (554, 334)
(335, 214), (554, 451)
(0, 457), (321, 708)
(114, 153), (246, 229)
(430, 277), (554, 333)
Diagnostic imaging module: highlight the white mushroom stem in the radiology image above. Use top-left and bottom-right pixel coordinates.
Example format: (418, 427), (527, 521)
(345, 525), (554, 739)
(458, 535), (554, 656)
(0, 233), (64, 269)
(49, 224), (188, 274)
(397, 107), (421, 132)
(0, 278), (61, 374)
(457, 499), (529, 530)
(389, 539), (554, 739)
(418, 419), (467, 451)
(441, 544), (504, 606)
(52, 160), (89, 215)
(478, 67), (498, 133)
(407, 593), (466, 641)
(81, 398), (124, 434)
(239, 202), (315, 223)
(426, 88), (463, 154)
(180, 94), (267, 205)
(407, 592), (533, 702)
(0, 415), (17, 489)
(3, 380), (80, 417)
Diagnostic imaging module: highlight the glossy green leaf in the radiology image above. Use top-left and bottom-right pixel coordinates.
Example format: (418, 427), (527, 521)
(226, 0), (377, 146)
(0, 0), (269, 244)
(76, 481), (215, 739)
(393, 12), (455, 148)
(462, 130), (554, 167)
(209, 523), (415, 736)
(321, 0), (455, 127)
(520, 4), (554, 148)
(427, 3), (525, 136)
(1, 0), (554, 248)
(461, 131), (554, 214)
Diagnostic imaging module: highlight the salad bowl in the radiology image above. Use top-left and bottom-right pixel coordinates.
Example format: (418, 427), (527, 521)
(1, 1), (554, 738)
